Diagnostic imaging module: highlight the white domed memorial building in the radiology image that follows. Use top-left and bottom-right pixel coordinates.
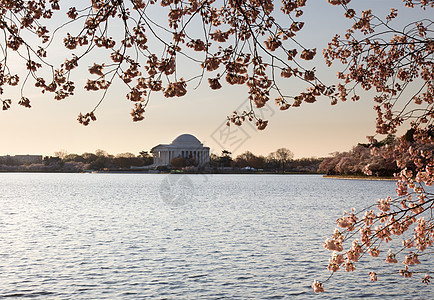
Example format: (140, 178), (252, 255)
(151, 134), (210, 166)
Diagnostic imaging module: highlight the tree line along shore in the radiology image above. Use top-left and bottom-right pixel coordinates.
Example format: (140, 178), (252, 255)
(0, 135), (409, 177)
(0, 148), (320, 174)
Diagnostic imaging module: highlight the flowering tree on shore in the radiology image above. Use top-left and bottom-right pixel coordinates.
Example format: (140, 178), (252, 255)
(318, 136), (399, 176)
(0, 0), (433, 293)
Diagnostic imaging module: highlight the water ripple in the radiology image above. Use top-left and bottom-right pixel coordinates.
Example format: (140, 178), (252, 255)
(0, 173), (432, 298)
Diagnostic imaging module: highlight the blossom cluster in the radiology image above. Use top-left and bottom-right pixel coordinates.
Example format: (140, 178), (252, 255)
(314, 126), (433, 292)
(0, 0), (333, 127)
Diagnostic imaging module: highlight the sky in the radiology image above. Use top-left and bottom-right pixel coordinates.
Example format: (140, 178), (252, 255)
(0, 1), (429, 158)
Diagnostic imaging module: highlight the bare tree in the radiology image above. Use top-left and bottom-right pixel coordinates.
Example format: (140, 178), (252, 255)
(268, 147), (294, 172)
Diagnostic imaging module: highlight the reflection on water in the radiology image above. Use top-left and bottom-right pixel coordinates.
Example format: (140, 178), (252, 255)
(0, 173), (432, 299)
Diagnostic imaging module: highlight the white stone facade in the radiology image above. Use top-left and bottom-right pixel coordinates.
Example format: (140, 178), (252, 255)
(151, 134), (210, 166)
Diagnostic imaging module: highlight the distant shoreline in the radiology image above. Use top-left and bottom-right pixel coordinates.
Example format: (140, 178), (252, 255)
(0, 170), (396, 179)
(323, 175), (395, 181)
(0, 169), (322, 175)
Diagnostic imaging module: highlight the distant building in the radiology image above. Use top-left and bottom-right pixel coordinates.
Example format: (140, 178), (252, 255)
(0, 155), (43, 165)
(151, 134), (210, 166)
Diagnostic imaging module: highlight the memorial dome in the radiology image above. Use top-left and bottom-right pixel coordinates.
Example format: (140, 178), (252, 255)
(171, 134), (202, 146)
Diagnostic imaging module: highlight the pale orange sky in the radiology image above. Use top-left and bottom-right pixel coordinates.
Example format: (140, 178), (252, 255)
(0, 1), (426, 158)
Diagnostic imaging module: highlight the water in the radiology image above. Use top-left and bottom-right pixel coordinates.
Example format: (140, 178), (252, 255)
(0, 173), (433, 299)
